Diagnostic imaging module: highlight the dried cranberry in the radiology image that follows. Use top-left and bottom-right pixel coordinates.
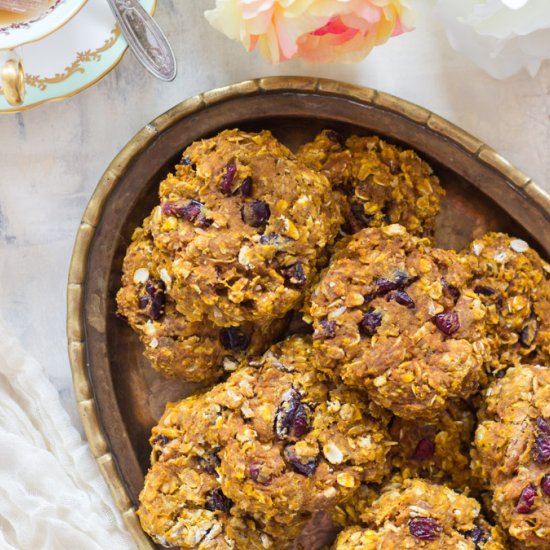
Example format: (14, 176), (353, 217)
(205, 489), (233, 513)
(412, 438), (435, 460)
(442, 278), (460, 303)
(375, 271), (416, 296)
(282, 263), (307, 288)
(541, 474), (550, 496)
(326, 129), (345, 146)
(162, 199), (198, 220)
(537, 417), (550, 435)
(313, 319), (337, 340)
(462, 526), (487, 548)
(350, 202), (373, 227)
(374, 277), (398, 294)
(359, 308), (383, 336)
(516, 484), (537, 513)
(434, 311), (460, 336)
(238, 176), (253, 197)
(474, 285), (497, 297)
(392, 290), (415, 309)
(535, 435), (550, 463)
(283, 445), (319, 476)
(220, 162), (237, 194)
(248, 464), (272, 485)
(153, 434), (170, 447)
(180, 201), (202, 221)
(162, 199), (212, 228)
(196, 215), (213, 229)
(274, 389), (310, 440)
(197, 451), (221, 475)
(241, 201), (270, 228)
(219, 327), (250, 351)
(520, 317), (539, 347)
(161, 201), (180, 217)
(139, 279), (166, 320)
(408, 517), (442, 540)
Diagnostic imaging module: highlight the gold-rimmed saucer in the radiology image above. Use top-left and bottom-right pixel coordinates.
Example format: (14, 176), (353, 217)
(0, 0), (155, 113)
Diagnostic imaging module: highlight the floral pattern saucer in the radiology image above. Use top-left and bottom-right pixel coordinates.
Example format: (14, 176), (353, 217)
(0, 0), (155, 113)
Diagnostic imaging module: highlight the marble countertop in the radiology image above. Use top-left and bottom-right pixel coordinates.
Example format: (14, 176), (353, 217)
(0, 0), (549, 432)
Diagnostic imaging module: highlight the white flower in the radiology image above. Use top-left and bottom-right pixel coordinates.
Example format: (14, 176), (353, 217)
(435, 0), (550, 78)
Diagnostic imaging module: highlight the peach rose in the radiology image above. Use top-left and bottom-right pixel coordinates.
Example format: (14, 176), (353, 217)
(205, 0), (414, 64)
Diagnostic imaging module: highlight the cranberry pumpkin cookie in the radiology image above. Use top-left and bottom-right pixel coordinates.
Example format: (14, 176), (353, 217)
(332, 401), (478, 530)
(464, 232), (550, 373)
(149, 129), (343, 326)
(116, 224), (285, 382)
(333, 479), (506, 549)
(473, 365), (550, 548)
(308, 224), (488, 420)
(138, 337), (392, 547)
(297, 130), (444, 237)
(138, 455), (294, 550)
(389, 400), (478, 492)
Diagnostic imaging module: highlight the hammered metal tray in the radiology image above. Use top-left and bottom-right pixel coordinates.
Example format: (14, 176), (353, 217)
(67, 77), (550, 549)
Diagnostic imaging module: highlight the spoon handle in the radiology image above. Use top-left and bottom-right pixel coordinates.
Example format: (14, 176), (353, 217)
(106, 0), (177, 82)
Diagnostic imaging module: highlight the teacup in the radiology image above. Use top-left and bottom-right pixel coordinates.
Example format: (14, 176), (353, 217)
(0, 0), (87, 106)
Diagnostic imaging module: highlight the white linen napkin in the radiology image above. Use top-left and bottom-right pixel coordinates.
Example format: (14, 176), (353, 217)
(0, 316), (134, 549)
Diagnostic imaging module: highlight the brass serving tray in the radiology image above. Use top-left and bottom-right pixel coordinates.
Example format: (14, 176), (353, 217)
(67, 76), (550, 549)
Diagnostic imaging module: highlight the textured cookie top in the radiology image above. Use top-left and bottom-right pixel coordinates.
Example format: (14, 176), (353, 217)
(464, 232), (550, 372)
(389, 400), (478, 492)
(473, 365), (550, 548)
(138, 388), (302, 550)
(334, 479), (505, 549)
(116, 225), (284, 382)
(138, 455), (289, 550)
(149, 129), (343, 325)
(297, 130), (444, 237)
(218, 360), (391, 524)
(138, 337), (392, 547)
(308, 225), (488, 420)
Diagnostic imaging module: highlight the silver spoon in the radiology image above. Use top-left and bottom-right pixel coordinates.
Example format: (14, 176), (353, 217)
(106, 0), (177, 82)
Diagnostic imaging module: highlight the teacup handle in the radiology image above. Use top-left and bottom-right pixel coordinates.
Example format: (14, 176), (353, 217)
(1, 57), (25, 106)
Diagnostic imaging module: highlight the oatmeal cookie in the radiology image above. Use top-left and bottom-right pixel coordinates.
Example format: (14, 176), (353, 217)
(138, 390), (302, 549)
(389, 400), (478, 492)
(464, 233), (550, 372)
(138, 455), (292, 550)
(138, 336), (392, 545)
(332, 401), (478, 529)
(297, 130), (444, 237)
(116, 225), (284, 382)
(308, 224), (488, 420)
(149, 129), (343, 326)
(472, 365), (550, 548)
(333, 479), (506, 549)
